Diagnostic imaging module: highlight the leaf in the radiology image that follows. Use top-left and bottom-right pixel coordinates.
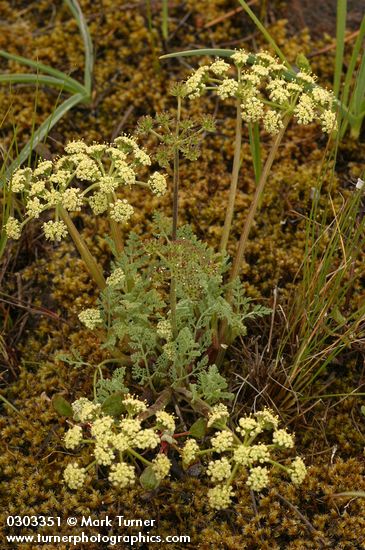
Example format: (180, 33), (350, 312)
(52, 395), (73, 417)
(237, 0), (290, 68)
(139, 465), (160, 490)
(0, 49), (86, 93)
(64, 0), (94, 95)
(160, 48), (236, 60)
(192, 365), (234, 404)
(341, 14), (365, 111)
(0, 73), (79, 94)
(333, 0), (347, 98)
(189, 418), (207, 439)
(96, 367), (128, 403)
(360, 405), (365, 417)
(101, 392), (125, 417)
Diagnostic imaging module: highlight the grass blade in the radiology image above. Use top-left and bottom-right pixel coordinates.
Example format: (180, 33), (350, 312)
(162, 0), (169, 40)
(161, 48), (236, 59)
(64, 0), (94, 95)
(248, 122), (262, 183)
(341, 15), (365, 108)
(0, 49), (86, 94)
(237, 0), (290, 68)
(352, 52), (365, 117)
(339, 14), (365, 136)
(4, 93), (84, 178)
(348, 49), (365, 137)
(334, 0), (347, 98)
(0, 73), (82, 95)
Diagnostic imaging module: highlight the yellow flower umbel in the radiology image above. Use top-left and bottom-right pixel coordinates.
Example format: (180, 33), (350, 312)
(201, 407), (306, 510)
(4, 135), (168, 289)
(62, 396), (176, 493)
(181, 48), (337, 136)
(63, 463), (86, 490)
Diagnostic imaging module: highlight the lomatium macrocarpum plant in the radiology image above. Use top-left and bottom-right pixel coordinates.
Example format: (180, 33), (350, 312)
(3, 49), (326, 506)
(4, 136), (167, 290)
(62, 396), (306, 510)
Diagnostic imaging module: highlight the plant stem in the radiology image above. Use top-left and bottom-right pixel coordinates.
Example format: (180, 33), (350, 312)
(162, 0), (169, 40)
(109, 218), (124, 256)
(219, 96), (242, 255)
(170, 96), (181, 339)
(139, 388), (172, 421)
(172, 96), (181, 240)
(229, 117), (290, 284)
(127, 447), (151, 466)
(107, 192), (124, 255)
(170, 278), (177, 340)
(216, 117), (289, 365)
(173, 387), (212, 416)
(59, 206), (106, 290)
(226, 461), (239, 487)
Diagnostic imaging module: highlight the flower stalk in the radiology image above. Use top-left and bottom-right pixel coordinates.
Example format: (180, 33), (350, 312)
(219, 79), (242, 255)
(59, 206), (106, 290)
(170, 96), (182, 340)
(229, 115), (290, 284)
(216, 116), (290, 363)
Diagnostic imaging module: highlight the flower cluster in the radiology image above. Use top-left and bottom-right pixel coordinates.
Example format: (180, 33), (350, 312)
(5, 136), (167, 242)
(61, 396), (306, 510)
(182, 49), (337, 135)
(62, 395), (175, 491)
(78, 308), (103, 330)
(181, 405), (306, 510)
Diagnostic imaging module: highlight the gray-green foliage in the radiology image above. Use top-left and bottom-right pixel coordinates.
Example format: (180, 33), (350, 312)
(137, 109), (216, 167)
(190, 365), (234, 404)
(96, 367), (129, 403)
(93, 215), (270, 402)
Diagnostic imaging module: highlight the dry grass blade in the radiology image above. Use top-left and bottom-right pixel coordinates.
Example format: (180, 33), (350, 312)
(274, 177), (365, 411)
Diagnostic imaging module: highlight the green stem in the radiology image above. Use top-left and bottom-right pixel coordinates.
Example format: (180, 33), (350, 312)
(226, 461), (239, 487)
(107, 189), (124, 255)
(237, 0), (291, 68)
(219, 96), (243, 255)
(170, 96), (181, 340)
(267, 458), (289, 473)
(170, 277), (177, 340)
(172, 96), (181, 240)
(59, 206), (106, 290)
(127, 447), (152, 466)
